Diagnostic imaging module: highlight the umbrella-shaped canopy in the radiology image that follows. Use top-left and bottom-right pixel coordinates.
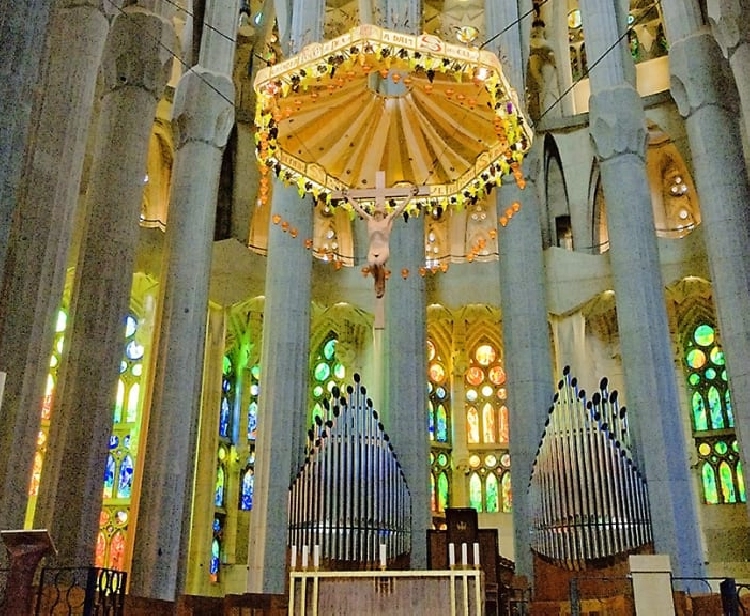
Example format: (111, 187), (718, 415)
(254, 24), (532, 214)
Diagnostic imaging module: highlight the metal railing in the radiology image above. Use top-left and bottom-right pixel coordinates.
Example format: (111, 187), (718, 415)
(35, 567), (126, 616)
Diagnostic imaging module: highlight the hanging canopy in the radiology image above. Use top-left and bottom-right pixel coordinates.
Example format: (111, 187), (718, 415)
(254, 24), (532, 215)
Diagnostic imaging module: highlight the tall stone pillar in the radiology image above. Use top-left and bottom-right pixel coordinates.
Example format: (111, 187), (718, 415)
(662, 2), (750, 520)
(0, 3), (54, 277)
(579, 0), (705, 582)
(374, 0), (419, 31)
(128, 0), (238, 601)
(33, 6), (175, 567)
(496, 150), (554, 580)
(385, 213), (430, 570)
(707, 0), (750, 154)
(0, 0), (114, 535)
(487, 0), (555, 580)
(245, 0), (324, 596)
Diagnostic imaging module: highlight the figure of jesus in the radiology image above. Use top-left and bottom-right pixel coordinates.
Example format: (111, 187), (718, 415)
(342, 185), (420, 299)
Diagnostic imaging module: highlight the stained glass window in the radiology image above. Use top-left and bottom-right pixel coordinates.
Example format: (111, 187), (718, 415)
(26, 309), (67, 525)
(210, 516), (223, 583)
(431, 451), (451, 513)
(310, 335), (346, 424)
(465, 451), (512, 513)
(427, 338), (452, 516)
(97, 313), (147, 571)
(683, 321), (744, 504)
(464, 342), (508, 444)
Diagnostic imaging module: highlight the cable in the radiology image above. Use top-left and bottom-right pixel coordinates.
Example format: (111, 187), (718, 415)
(102, 0), (236, 108)
(160, 0), (239, 46)
(537, 2), (662, 123)
(480, 0), (551, 50)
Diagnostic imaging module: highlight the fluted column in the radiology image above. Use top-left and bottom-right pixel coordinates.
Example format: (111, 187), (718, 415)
(245, 0), (323, 595)
(33, 6), (174, 567)
(580, 0), (704, 581)
(666, 27), (750, 516)
(0, 3), (54, 277)
(496, 147), (554, 580)
(707, 0), (750, 148)
(0, 0), (114, 535)
(129, 0), (238, 601)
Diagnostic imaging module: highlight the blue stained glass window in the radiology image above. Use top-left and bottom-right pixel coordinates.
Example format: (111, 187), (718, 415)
(103, 454), (116, 498)
(117, 455), (134, 498)
(240, 468), (254, 511)
(436, 405), (448, 442)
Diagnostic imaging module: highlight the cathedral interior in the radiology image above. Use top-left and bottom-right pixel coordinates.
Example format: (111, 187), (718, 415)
(2, 0), (750, 612)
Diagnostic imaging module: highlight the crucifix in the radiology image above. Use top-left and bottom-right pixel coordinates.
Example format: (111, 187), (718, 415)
(331, 172), (430, 323)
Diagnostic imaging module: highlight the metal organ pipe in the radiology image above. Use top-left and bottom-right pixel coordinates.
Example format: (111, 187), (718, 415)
(528, 366), (653, 569)
(288, 374), (411, 568)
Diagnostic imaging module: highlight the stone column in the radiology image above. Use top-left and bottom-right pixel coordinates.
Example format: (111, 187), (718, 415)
(0, 3), (54, 277)
(450, 318), (470, 506)
(663, 5), (750, 520)
(33, 6), (175, 567)
(488, 0), (555, 581)
(128, 0), (238, 601)
(707, 0), (750, 150)
(385, 214), (430, 570)
(246, 181), (314, 594)
(496, 151), (554, 581)
(0, 0), (114, 535)
(579, 0), (705, 582)
(374, 0), (419, 31)
(245, 0), (323, 595)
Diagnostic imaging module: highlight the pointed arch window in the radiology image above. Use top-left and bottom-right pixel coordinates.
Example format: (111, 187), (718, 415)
(310, 335), (347, 424)
(464, 342), (508, 444)
(467, 452), (512, 513)
(683, 320), (745, 504)
(97, 313), (148, 570)
(428, 337), (452, 515)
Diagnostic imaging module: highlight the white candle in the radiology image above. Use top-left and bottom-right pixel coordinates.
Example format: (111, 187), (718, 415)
(448, 543), (455, 566)
(379, 544), (387, 568)
(291, 545), (297, 569)
(473, 542), (480, 567)
(461, 543), (468, 566)
(302, 545), (309, 568)
(313, 545), (319, 568)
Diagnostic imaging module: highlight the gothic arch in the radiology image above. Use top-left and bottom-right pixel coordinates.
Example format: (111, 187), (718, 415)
(544, 133), (572, 250)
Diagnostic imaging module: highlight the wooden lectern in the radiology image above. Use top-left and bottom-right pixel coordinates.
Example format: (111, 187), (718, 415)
(1, 529), (55, 616)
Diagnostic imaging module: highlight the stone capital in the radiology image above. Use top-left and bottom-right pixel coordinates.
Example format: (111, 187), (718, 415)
(588, 84), (648, 161)
(707, 0), (750, 57)
(172, 67), (236, 149)
(669, 31), (734, 118)
(101, 8), (176, 98)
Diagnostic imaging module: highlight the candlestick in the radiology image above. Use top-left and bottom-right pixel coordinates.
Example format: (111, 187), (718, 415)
(473, 542), (480, 568)
(313, 544), (319, 569)
(461, 543), (468, 566)
(302, 545), (309, 569)
(448, 542), (455, 567)
(379, 544), (387, 569)
(291, 545), (297, 569)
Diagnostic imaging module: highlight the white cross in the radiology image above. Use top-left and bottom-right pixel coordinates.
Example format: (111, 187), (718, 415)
(331, 171), (430, 211)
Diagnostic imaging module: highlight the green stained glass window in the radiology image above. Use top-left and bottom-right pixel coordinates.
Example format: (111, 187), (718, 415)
(691, 394), (708, 431)
(720, 461), (736, 503)
(501, 472), (513, 513)
(689, 373), (700, 386)
(738, 461), (746, 502)
(323, 339), (336, 361)
(436, 405), (448, 442)
(695, 324), (715, 346)
(314, 362), (330, 382)
(215, 464), (225, 507)
(437, 452), (448, 467)
(485, 473), (499, 513)
(333, 362), (346, 380)
(710, 347), (725, 365)
(715, 441), (728, 455)
(469, 473), (483, 512)
(431, 473), (436, 512)
(438, 472), (449, 512)
(708, 386), (723, 429)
